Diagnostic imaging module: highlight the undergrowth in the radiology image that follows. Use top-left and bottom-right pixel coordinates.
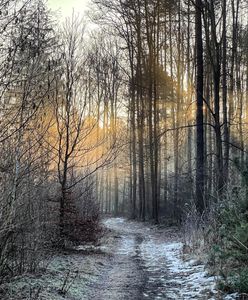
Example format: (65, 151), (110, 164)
(182, 160), (248, 296)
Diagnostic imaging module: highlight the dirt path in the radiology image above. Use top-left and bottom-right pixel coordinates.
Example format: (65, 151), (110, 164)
(2, 218), (227, 300)
(91, 218), (171, 300)
(91, 229), (146, 299)
(89, 218), (220, 300)
(89, 218), (149, 300)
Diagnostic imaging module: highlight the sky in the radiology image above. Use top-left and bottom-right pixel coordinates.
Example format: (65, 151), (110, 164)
(47, 0), (90, 19)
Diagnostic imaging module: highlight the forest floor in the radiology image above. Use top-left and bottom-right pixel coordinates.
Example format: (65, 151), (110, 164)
(1, 218), (238, 300)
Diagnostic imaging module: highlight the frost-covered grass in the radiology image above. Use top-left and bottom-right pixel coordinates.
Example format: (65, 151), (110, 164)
(1, 250), (108, 300)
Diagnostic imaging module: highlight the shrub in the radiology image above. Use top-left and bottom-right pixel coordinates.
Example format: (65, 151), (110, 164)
(217, 268), (248, 294)
(207, 158), (248, 294)
(63, 178), (103, 246)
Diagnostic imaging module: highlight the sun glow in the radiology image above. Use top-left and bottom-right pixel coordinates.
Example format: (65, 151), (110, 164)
(47, 0), (89, 18)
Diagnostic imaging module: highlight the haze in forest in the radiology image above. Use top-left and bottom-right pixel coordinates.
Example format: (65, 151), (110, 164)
(0, 0), (247, 299)
(47, 0), (89, 17)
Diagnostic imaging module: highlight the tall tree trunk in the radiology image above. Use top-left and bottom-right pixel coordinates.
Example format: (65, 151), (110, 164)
(222, 0), (229, 185)
(187, 0), (192, 183)
(195, 0), (205, 213)
(131, 88), (137, 218)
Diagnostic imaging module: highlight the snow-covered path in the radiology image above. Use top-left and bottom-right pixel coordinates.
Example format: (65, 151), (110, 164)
(2, 217), (230, 300)
(96, 217), (219, 300)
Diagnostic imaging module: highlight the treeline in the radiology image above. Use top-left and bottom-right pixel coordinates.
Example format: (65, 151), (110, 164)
(93, 0), (248, 292)
(93, 0), (248, 221)
(0, 0), (123, 279)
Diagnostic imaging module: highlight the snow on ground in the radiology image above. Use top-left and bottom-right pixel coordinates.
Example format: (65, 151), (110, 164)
(139, 230), (219, 299)
(104, 218), (223, 299)
(161, 242), (218, 299)
(104, 218), (238, 300)
(223, 294), (239, 300)
(0, 217), (240, 300)
(160, 241), (238, 300)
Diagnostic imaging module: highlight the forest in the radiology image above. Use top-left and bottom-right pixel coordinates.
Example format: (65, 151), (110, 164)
(0, 0), (247, 299)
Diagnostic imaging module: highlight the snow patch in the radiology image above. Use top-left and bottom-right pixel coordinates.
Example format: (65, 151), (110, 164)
(224, 293), (239, 300)
(163, 242), (218, 299)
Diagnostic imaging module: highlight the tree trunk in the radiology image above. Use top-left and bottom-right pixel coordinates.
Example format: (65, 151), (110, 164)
(222, 0), (229, 185)
(195, 0), (205, 214)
